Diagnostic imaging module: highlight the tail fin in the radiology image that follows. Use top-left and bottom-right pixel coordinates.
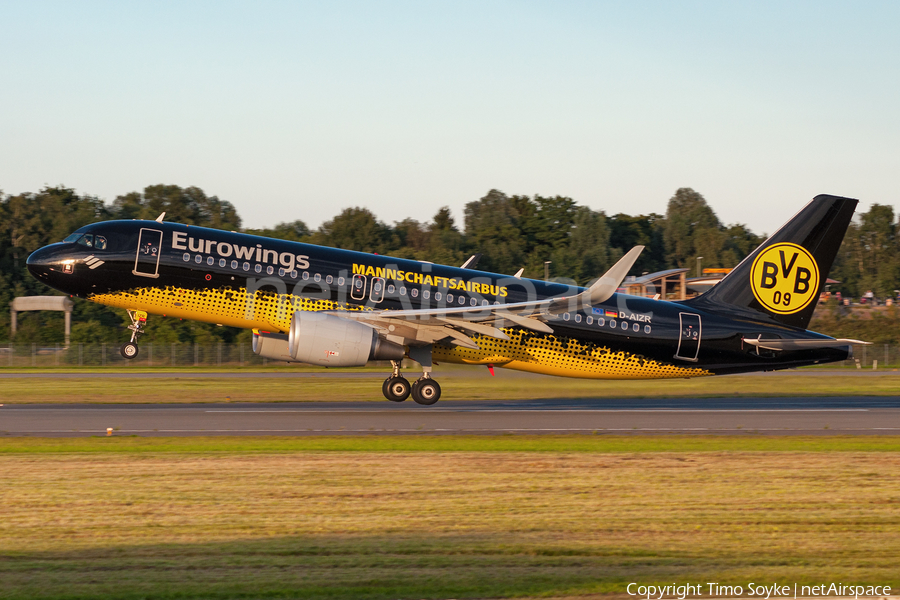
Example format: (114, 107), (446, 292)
(688, 194), (858, 329)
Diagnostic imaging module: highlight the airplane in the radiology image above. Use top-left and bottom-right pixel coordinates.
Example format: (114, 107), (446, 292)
(26, 194), (866, 405)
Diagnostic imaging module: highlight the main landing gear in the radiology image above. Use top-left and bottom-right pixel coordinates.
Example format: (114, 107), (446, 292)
(381, 347), (442, 405)
(383, 361), (411, 402)
(120, 309), (148, 359)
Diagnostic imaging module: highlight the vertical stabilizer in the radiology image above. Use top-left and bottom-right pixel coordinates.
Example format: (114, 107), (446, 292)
(688, 194), (857, 329)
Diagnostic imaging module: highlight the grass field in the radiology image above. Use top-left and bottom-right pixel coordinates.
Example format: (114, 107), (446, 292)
(1, 436), (898, 600)
(2, 371), (900, 403)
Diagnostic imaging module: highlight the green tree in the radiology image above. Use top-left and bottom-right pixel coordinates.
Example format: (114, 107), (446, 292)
(110, 185), (241, 229)
(426, 207), (466, 267)
(310, 207), (393, 254)
(563, 206), (614, 284)
(463, 190), (526, 276)
(663, 188), (723, 271)
(243, 219), (311, 242)
(608, 213), (666, 274)
(832, 204), (899, 299)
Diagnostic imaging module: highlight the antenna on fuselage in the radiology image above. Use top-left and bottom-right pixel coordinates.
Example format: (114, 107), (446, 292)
(155, 212), (166, 223)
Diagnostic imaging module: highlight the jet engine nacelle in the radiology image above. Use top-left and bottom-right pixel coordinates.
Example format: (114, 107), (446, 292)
(252, 331), (300, 362)
(288, 310), (405, 367)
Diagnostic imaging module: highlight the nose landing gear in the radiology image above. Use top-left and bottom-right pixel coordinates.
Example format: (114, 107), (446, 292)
(121, 309), (148, 359)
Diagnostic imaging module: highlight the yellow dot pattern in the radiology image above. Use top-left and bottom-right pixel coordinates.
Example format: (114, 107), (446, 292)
(433, 328), (710, 380)
(88, 284), (360, 333)
(89, 285), (709, 380)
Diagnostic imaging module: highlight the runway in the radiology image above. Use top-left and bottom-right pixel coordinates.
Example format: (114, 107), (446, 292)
(3, 397), (900, 436)
(1, 369), (899, 378)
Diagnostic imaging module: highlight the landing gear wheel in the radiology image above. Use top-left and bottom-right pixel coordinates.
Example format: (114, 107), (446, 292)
(120, 342), (139, 359)
(382, 377), (411, 402)
(411, 378), (441, 405)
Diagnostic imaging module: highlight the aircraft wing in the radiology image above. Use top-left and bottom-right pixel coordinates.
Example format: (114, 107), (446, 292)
(332, 246), (644, 349)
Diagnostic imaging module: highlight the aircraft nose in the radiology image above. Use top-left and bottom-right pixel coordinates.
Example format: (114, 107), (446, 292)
(27, 246), (54, 280)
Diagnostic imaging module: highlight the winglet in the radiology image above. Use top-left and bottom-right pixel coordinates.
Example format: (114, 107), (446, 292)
(583, 245), (644, 305)
(155, 212), (166, 223)
(460, 254), (482, 269)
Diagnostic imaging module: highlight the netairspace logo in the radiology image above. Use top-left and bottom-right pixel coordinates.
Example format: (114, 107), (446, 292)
(626, 582), (893, 600)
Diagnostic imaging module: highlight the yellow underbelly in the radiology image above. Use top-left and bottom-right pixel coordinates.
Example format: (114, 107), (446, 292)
(433, 329), (710, 380)
(88, 284), (345, 332)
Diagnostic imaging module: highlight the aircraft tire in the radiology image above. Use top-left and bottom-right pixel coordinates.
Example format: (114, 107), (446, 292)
(382, 377), (411, 402)
(411, 378), (441, 405)
(120, 342), (139, 360)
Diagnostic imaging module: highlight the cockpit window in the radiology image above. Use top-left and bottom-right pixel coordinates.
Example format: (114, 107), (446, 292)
(66, 233), (108, 250)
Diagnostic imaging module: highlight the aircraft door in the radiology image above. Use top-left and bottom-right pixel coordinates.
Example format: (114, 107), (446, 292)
(675, 312), (701, 361)
(350, 274), (367, 300)
(133, 228), (163, 278)
(370, 277), (386, 303)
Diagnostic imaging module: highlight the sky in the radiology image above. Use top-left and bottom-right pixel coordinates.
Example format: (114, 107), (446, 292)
(1, 1), (899, 234)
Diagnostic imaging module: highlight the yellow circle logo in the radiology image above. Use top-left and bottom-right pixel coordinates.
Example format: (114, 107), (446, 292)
(750, 243), (820, 315)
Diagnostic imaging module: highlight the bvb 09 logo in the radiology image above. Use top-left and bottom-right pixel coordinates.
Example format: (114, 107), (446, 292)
(750, 243), (820, 315)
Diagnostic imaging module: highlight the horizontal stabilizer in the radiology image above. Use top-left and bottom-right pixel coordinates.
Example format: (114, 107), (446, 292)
(743, 337), (869, 352)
